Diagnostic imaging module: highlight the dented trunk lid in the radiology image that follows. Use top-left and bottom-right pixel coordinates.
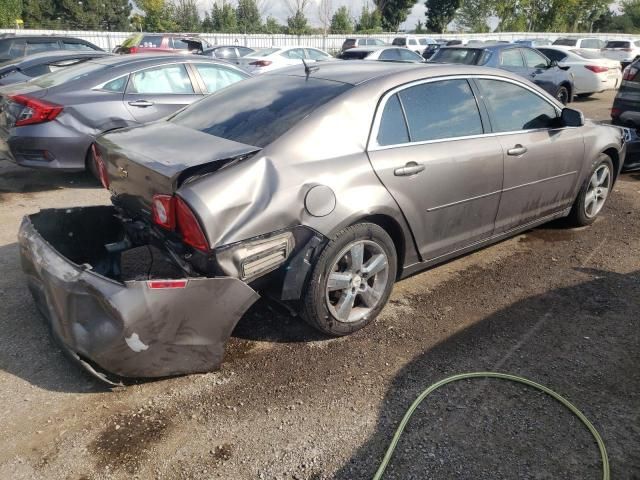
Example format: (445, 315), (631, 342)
(96, 121), (261, 216)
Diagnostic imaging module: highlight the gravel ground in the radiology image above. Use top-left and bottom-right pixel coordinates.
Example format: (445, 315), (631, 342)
(0, 90), (638, 480)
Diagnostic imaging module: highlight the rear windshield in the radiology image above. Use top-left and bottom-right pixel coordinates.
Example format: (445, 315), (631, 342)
(341, 50), (369, 60)
(553, 38), (577, 46)
(343, 39), (356, 48)
(605, 41), (631, 48)
(170, 75), (352, 148)
(31, 60), (107, 88)
(392, 38), (406, 46)
(429, 48), (487, 65)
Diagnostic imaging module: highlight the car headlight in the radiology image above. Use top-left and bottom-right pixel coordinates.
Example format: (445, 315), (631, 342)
(216, 231), (295, 282)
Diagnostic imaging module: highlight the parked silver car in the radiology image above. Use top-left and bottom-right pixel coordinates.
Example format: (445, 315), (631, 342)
(0, 54), (249, 171)
(19, 62), (625, 383)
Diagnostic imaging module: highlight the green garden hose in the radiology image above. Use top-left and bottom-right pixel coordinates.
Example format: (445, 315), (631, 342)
(373, 372), (609, 480)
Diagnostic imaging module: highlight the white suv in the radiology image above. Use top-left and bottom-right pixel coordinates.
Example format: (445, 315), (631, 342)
(392, 36), (437, 55)
(601, 39), (640, 66)
(552, 37), (606, 52)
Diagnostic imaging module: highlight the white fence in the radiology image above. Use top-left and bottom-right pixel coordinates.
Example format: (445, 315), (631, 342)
(2, 28), (640, 52)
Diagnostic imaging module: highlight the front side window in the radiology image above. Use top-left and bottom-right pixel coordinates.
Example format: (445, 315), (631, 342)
(306, 48), (329, 60)
(376, 93), (409, 146)
(128, 64), (194, 94)
(63, 41), (96, 51)
(500, 49), (524, 67)
(408, 39), (417, 45)
(398, 49), (422, 61)
(477, 79), (558, 132)
(193, 63), (246, 93)
(522, 48), (548, 68)
(397, 79), (483, 142)
(215, 47), (236, 58)
(282, 48), (305, 59)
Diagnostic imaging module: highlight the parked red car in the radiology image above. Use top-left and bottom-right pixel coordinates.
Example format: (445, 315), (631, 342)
(116, 34), (210, 54)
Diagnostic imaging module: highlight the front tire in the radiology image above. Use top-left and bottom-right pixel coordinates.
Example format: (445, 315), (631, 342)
(567, 153), (614, 227)
(556, 85), (570, 105)
(300, 223), (397, 336)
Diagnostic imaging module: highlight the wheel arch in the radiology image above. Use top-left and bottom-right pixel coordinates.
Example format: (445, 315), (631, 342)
(602, 147), (621, 183)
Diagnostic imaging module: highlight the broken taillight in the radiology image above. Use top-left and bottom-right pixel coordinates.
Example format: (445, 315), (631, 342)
(151, 194), (176, 230)
(584, 65), (608, 73)
(10, 94), (63, 127)
(92, 143), (110, 189)
(147, 279), (188, 289)
(151, 194), (209, 252)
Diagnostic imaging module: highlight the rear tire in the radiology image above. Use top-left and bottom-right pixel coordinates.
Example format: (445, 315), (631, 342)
(300, 223), (397, 336)
(567, 153), (614, 227)
(556, 85), (570, 105)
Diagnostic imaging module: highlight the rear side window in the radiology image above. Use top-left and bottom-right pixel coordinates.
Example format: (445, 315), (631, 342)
(101, 75), (128, 92)
(140, 35), (162, 48)
(392, 38), (406, 46)
(63, 41), (96, 51)
(26, 41), (59, 55)
(430, 48), (484, 65)
(128, 64), (194, 94)
(500, 49), (524, 67)
(237, 47), (253, 56)
(538, 48), (567, 62)
(581, 39), (602, 49)
(477, 79), (558, 132)
(377, 94), (409, 146)
(379, 49), (401, 61)
(192, 63), (246, 93)
(170, 76), (351, 148)
(553, 38), (577, 46)
(398, 79), (483, 142)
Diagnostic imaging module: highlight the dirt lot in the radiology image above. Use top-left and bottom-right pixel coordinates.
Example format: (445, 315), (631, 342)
(0, 90), (638, 480)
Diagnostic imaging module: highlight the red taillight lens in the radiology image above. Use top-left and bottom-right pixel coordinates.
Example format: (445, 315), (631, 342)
(584, 65), (609, 73)
(611, 107), (621, 118)
(175, 196), (208, 252)
(92, 143), (109, 189)
(147, 279), (188, 289)
(129, 46), (138, 54)
(10, 94), (62, 127)
(152, 194), (176, 230)
(623, 66), (638, 80)
(249, 60), (272, 67)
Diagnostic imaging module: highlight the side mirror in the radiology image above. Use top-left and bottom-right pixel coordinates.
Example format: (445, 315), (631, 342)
(548, 59), (558, 68)
(561, 107), (584, 127)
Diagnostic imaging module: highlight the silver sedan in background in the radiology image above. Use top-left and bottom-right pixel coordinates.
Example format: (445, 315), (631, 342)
(19, 62), (625, 382)
(0, 54), (249, 171)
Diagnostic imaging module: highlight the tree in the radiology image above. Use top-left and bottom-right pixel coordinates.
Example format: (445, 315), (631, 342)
(264, 15), (284, 33)
(21, 0), (56, 28)
(622, 0), (640, 29)
(374, 0), (414, 31)
(425, 0), (461, 33)
(455, 0), (492, 33)
(138, 0), (176, 31)
(356, 4), (382, 32)
(330, 5), (353, 34)
(318, 0), (333, 35)
(0, 0), (23, 28)
(414, 19), (425, 33)
(285, 0), (310, 35)
(237, 0), (262, 33)
(171, 0), (200, 32)
(211, 0), (238, 32)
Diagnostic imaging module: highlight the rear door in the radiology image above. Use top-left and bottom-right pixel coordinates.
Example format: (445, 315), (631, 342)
(521, 47), (557, 94)
(498, 48), (527, 76)
(124, 63), (200, 122)
(475, 78), (584, 232)
(367, 78), (504, 261)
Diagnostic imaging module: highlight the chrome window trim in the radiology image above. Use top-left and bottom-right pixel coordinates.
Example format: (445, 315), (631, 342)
(368, 74), (563, 152)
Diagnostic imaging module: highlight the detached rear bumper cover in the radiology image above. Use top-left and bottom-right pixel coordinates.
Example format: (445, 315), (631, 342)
(18, 209), (259, 382)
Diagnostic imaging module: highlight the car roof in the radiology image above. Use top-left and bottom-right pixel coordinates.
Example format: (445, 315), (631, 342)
(0, 50), (110, 68)
(268, 61), (518, 86)
(348, 46), (392, 52)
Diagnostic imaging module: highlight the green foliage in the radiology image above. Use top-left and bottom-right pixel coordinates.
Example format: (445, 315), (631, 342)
(456, 0), (492, 33)
(286, 9), (309, 35)
(594, 9), (637, 33)
(414, 19), (425, 33)
(425, 0), (461, 33)
(374, 0), (413, 31)
(264, 15), (285, 33)
(330, 5), (353, 34)
(0, 0), (23, 27)
(236, 0), (262, 33)
(171, 0), (200, 32)
(137, 0), (176, 32)
(211, 1), (238, 33)
(356, 4), (382, 33)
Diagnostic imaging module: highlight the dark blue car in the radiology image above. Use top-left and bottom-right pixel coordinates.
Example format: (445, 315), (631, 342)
(428, 43), (574, 104)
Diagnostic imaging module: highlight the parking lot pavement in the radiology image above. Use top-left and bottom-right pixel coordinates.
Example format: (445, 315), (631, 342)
(0, 91), (638, 479)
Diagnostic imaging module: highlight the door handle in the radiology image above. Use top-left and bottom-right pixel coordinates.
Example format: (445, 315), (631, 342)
(394, 162), (425, 176)
(128, 100), (154, 107)
(507, 144), (528, 156)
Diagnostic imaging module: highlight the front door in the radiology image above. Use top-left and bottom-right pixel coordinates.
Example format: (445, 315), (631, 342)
(367, 78), (504, 261)
(474, 78), (585, 233)
(124, 63), (198, 123)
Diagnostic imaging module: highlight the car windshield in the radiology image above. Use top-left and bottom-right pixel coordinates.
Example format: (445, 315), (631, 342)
(170, 75), (352, 148)
(250, 48), (279, 57)
(571, 49), (604, 59)
(553, 38), (577, 46)
(605, 41), (631, 48)
(430, 48), (486, 65)
(31, 60), (107, 88)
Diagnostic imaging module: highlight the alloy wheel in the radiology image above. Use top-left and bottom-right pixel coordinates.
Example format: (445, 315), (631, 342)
(584, 164), (611, 218)
(325, 240), (390, 323)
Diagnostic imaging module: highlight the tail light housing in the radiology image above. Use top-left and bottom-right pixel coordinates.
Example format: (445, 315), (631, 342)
(584, 65), (608, 73)
(623, 66), (638, 80)
(611, 107), (621, 119)
(151, 194), (209, 252)
(147, 279), (188, 289)
(10, 95), (62, 127)
(129, 46), (138, 54)
(91, 143), (109, 189)
(249, 60), (272, 67)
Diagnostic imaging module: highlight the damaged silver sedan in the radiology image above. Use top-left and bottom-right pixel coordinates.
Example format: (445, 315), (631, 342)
(19, 62), (626, 383)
